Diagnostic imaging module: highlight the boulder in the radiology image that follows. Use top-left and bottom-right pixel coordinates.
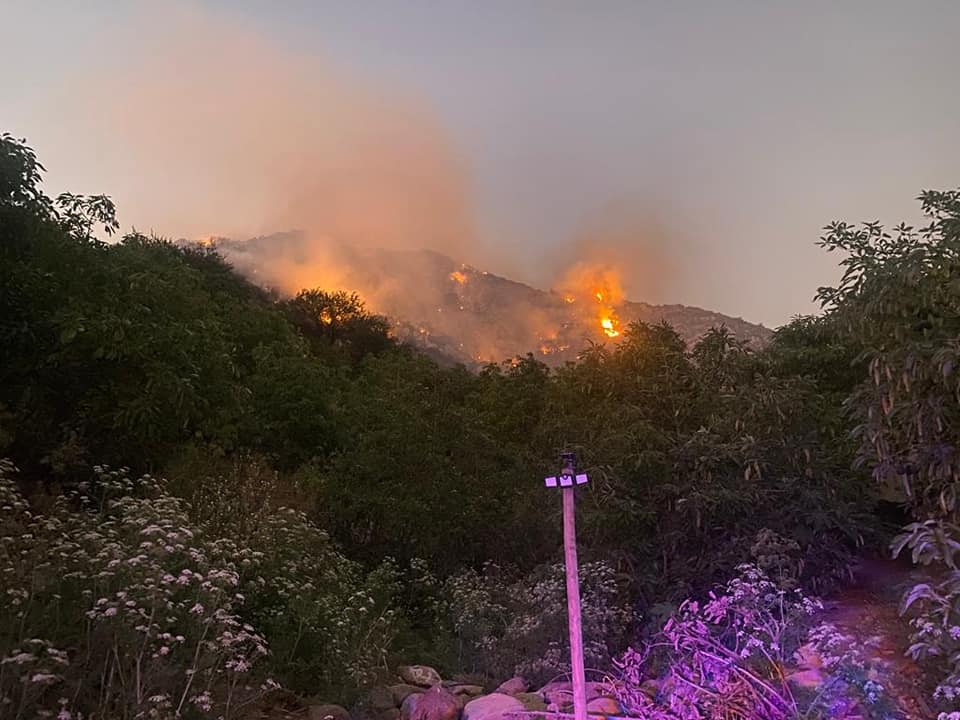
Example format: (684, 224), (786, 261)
(369, 687), (398, 712)
(538, 681), (605, 705)
(448, 685), (485, 698)
(411, 686), (460, 720)
(401, 694), (421, 720)
(494, 677), (528, 695)
(399, 665), (443, 688)
(391, 684), (425, 706)
(462, 693), (523, 720)
(513, 693), (547, 711)
(309, 705), (352, 720)
(586, 697), (620, 716)
(379, 711), (401, 720)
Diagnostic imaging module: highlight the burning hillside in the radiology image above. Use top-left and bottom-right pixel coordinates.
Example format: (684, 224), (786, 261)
(206, 233), (771, 367)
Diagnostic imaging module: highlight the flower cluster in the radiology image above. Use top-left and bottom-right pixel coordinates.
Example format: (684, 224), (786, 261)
(1, 458), (404, 715)
(0, 462), (278, 718)
(892, 520), (960, 712)
(610, 564), (824, 720)
(803, 623), (898, 720)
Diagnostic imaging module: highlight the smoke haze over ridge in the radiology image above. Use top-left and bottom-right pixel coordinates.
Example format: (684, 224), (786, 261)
(10, 3), (681, 321)
(4, 1), (959, 326)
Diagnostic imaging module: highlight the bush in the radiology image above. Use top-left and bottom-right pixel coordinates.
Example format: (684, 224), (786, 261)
(0, 460), (273, 718)
(610, 564), (900, 720)
(892, 520), (960, 710)
(610, 564), (822, 720)
(0, 460), (402, 717)
(443, 560), (631, 684)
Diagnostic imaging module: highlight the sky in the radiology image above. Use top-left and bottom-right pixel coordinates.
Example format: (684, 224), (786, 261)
(2, 0), (959, 327)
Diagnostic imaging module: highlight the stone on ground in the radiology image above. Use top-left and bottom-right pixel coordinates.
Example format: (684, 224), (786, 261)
(462, 693), (524, 720)
(538, 681), (606, 705)
(586, 697), (621, 715)
(391, 684), (425, 706)
(494, 677), (528, 695)
(401, 694), (421, 720)
(513, 693), (547, 711)
(411, 686), (460, 720)
(399, 665), (443, 688)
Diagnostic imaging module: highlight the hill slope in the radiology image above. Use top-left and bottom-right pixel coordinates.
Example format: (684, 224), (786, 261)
(212, 235), (772, 366)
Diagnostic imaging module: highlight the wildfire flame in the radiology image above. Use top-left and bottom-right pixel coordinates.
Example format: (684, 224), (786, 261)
(450, 270), (468, 284)
(558, 262), (625, 341)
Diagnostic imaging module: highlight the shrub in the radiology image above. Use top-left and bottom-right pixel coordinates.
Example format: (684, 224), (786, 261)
(802, 623), (898, 720)
(0, 460), (273, 718)
(610, 564), (822, 720)
(443, 560), (631, 684)
(892, 520), (960, 711)
(0, 460), (402, 717)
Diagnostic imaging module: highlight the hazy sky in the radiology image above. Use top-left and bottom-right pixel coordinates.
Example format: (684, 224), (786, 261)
(2, 1), (959, 327)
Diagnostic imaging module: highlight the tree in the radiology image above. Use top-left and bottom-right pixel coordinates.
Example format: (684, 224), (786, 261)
(817, 190), (960, 518)
(281, 289), (394, 363)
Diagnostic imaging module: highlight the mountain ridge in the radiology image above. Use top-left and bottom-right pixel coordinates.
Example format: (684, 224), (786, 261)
(204, 235), (773, 367)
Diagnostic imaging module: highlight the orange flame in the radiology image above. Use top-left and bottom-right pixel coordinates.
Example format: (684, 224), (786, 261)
(557, 262), (626, 341)
(450, 270), (468, 284)
(600, 316), (620, 337)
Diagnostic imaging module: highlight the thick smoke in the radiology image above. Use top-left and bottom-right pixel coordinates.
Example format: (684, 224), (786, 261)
(48, 4), (690, 361)
(66, 5), (475, 294)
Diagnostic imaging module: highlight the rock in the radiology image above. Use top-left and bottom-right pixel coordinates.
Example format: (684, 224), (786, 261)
(586, 697), (620, 716)
(401, 694), (421, 720)
(538, 681), (605, 705)
(391, 685), (425, 706)
(412, 686), (460, 720)
(513, 693), (547, 711)
(369, 687), (398, 712)
(379, 711), (401, 720)
(399, 665), (443, 688)
(309, 705), (352, 720)
(448, 685), (485, 697)
(462, 693), (524, 720)
(494, 677), (529, 695)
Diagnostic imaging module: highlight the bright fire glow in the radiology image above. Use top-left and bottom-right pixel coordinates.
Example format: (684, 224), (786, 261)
(450, 270), (468, 284)
(557, 262), (626, 341)
(600, 317), (620, 337)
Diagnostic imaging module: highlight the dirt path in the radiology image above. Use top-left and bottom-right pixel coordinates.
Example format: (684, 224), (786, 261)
(816, 556), (935, 719)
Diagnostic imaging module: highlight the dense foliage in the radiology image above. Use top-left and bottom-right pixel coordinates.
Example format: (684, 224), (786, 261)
(813, 190), (960, 712)
(611, 565), (899, 720)
(7, 133), (958, 714)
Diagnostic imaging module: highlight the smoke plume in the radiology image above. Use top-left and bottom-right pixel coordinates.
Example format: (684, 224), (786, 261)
(43, 4), (694, 361)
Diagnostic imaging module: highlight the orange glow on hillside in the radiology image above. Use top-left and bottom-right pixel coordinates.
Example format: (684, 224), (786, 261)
(558, 262), (626, 341)
(600, 316), (620, 337)
(450, 270), (468, 284)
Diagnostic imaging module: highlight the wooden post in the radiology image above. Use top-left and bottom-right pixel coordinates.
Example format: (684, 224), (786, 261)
(561, 459), (588, 720)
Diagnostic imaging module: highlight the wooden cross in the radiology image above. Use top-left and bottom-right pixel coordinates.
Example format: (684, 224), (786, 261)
(544, 451), (588, 720)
